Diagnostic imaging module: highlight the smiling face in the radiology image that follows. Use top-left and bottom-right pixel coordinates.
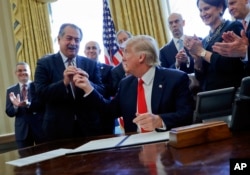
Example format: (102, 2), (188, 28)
(84, 41), (101, 61)
(198, 0), (223, 30)
(58, 25), (81, 59)
(15, 64), (30, 84)
(227, 0), (249, 20)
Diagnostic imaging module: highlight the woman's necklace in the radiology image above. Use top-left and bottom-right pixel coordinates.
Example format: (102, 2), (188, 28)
(205, 20), (226, 45)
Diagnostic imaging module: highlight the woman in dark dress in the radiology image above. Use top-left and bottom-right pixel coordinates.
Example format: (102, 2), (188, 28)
(184, 0), (245, 91)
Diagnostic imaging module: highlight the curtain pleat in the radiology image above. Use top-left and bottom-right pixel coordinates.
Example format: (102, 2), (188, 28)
(109, 0), (169, 48)
(9, 0), (53, 79)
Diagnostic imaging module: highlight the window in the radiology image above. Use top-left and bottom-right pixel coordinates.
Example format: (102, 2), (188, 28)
(168, 0), (232, 38)
(50, 0), (232, 62)
(50, 0), (105, 62)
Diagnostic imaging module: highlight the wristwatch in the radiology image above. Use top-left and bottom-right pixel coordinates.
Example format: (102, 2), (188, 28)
(200, 49), (207, 58)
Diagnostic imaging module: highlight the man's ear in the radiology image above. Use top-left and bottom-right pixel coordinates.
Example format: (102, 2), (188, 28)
(138, 53), (146, 63)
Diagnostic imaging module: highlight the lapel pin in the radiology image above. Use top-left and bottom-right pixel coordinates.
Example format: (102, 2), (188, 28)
(159, 84), (163, 88)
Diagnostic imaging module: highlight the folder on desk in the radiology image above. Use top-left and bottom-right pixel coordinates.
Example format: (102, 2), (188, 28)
(67, 131), (169, 155)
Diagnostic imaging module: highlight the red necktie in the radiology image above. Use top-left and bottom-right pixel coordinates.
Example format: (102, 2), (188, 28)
(21, 84), (27, 101)
(148, 163), (157, 175)
(137, 78), (148, 132)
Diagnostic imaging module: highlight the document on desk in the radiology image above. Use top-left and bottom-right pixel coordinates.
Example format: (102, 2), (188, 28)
(67, 131), (169, 155)
(6, 148), (72, 167)
(119, 131), (169, 147)
(68, 135), (128, 154)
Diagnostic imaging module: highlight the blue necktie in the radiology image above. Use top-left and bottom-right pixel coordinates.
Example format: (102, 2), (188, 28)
(178, 39), (184, 51)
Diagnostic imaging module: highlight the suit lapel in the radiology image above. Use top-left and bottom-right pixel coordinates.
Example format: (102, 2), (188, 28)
(169, 40), (178, 64)
(151, 68), (166, 113)
(14, 84), (20, 95)
(54, 53), (67, 77)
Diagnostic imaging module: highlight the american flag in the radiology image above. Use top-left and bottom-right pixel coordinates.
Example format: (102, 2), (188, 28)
(102, 0), (122, 66)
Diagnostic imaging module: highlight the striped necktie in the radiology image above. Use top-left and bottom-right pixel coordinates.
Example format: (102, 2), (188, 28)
(67, 58), (75, 98)
(21, 84), (27, 101)
(242, 20), (248, 32)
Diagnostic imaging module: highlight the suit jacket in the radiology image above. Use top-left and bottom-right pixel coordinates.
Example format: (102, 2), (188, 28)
(98, 62), (113, 98)
(111, 62), (126, 96)
(98, 62), (115, 134)
(159, 39), (194, 74)
(5, 82), (45, 144)
(245, 26), (250, 76)
(86, 67), (194, 133)
(34, 52), (104, 140)
(197, 20), (245, 91)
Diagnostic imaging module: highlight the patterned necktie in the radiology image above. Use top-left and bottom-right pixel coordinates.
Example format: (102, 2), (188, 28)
(67, 58), (74, 66)
(67, 58), (75, 98)
(242, 20), (247, 32)
(21, 84), (27, 101)
(137, 78), (148, 133)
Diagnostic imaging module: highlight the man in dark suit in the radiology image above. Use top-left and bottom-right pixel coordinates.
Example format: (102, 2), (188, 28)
(84, 40), (113, 98)
(111, 30), (133, 95)
(5, 62), (45, 149)
(160, 13), (194, 74)
(73, 35), (194, 133)
(34, 23), (104, 141)
(84, 40), (114, 134)
(212, 0), (250, 76)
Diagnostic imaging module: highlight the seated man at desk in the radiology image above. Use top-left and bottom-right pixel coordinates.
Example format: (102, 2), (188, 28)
(73, 35), (194, 133)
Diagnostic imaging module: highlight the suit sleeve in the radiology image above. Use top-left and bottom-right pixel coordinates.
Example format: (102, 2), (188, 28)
(159, 73), (194, 129)
(88, 61), (105, 95)
(5, 88), (17, 117)
(159, 48), (169, 68)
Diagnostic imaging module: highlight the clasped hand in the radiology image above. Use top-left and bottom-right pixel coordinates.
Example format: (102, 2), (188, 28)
(175, 49), (189, 65)
(63, 65), (89, 85)
(9, 92), (29, 107)
(72, 70), (94, 94)
(212, 30), (248, 58)
(184, 35), (203, 58)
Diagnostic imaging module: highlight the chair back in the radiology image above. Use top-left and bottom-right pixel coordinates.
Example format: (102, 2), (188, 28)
(230, 76), (250, 131)
(193, 87), (235, 124)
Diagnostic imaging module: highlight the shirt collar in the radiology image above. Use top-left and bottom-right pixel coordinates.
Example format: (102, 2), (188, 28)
(244, 13), (250, 24)
(19, 81), (31, 88)
(60, 51), (76, 64)
(140, 66), (155, 85)
(173, 35), (184, 45)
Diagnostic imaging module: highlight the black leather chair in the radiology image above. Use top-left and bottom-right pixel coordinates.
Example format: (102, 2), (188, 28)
(193, 87), (235, 124)
(230, 76), (250, 131)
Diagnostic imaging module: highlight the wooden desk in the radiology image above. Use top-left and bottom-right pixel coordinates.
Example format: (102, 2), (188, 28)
(1, 131), (250, 175)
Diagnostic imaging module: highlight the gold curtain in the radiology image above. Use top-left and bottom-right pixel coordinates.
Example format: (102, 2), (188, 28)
(9, 0), (54, 79)
(109, 0), (170, 48)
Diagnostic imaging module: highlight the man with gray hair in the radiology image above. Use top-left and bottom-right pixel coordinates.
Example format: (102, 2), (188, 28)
(34, 23), (104, 141)
(73, 35), (194, 133)
(6, 62), (45, 148)
(212, 0), (250, 76)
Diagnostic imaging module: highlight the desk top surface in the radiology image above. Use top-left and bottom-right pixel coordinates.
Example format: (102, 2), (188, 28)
(1, 131), (250, 175)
